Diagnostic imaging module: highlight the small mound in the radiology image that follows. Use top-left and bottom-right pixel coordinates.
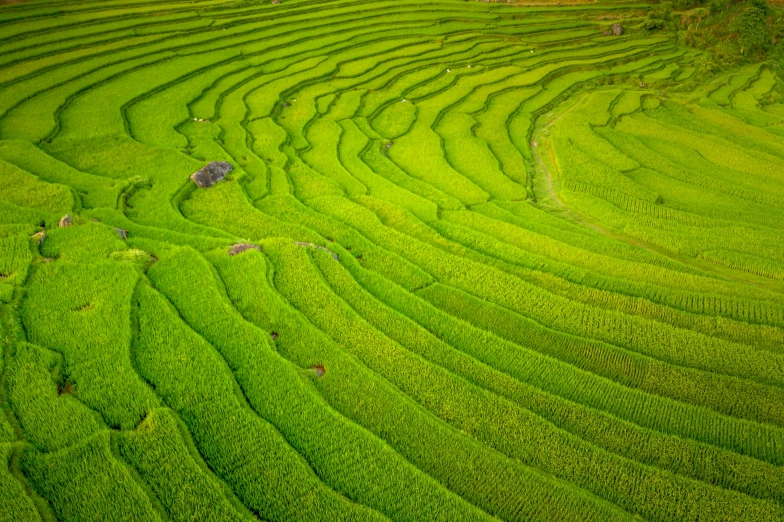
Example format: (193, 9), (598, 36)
(295, 242), (339, 260)
(228, 243), (261, 256)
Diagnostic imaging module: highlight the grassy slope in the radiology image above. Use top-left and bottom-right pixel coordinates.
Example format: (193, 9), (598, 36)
(0, 0), (783, 521)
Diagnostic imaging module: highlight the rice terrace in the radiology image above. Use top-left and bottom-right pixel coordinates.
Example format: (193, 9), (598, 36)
(3, 0), (784, 520)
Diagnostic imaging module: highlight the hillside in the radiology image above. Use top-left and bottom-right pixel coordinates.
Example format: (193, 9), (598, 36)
(1, 0), (784, 521)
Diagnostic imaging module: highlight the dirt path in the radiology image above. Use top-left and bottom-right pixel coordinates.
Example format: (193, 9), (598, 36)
(531, 95), (615, 238)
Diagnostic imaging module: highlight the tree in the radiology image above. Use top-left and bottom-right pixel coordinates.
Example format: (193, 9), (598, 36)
(690, 7), (710, 29)
(735, 6), (768, 55)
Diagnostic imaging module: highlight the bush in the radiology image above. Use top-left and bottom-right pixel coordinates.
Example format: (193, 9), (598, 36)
(735, 6), (769, 54)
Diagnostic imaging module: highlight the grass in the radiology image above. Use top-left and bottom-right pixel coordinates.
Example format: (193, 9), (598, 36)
(1, 0), (783, 520)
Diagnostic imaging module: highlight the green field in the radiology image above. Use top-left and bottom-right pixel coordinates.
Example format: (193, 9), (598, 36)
(1, 0), (784, 520)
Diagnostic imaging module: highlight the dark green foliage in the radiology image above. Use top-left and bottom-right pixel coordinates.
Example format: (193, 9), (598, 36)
(674, 0), (782, 64)
(735, 6), (769, 54)
(642, 4), (674, 31)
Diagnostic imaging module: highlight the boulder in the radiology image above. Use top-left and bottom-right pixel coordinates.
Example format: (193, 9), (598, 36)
(190, 161), (233, 188)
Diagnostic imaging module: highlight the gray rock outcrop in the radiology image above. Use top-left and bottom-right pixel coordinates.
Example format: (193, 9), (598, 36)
(190, 161), (233, 188)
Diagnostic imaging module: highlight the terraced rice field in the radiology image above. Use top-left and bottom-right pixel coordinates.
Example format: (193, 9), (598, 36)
(1, 0), (784, 520)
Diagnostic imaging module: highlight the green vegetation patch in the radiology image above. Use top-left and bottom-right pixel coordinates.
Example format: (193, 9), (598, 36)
(1, 0), (783, 519)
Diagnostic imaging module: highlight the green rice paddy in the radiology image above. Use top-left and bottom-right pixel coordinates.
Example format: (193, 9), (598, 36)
(1, 0), (784, 520)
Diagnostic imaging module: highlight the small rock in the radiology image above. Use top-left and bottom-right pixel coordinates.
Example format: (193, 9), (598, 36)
(59, 214), (72, 227)
(190, 161), (233, 188)
(385, 141), (394, 149)
(640, 82), (648, 88)
(283, 102), (291, 108)
(31, 231), (45, 246)
(611, 23), (623, 36)
(228, 243), (261, 256)
(311, 365), (326, 377)
(115, 228), (127, 240)
(271, 331), (279, 340)
(272, 0), (280, 3)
